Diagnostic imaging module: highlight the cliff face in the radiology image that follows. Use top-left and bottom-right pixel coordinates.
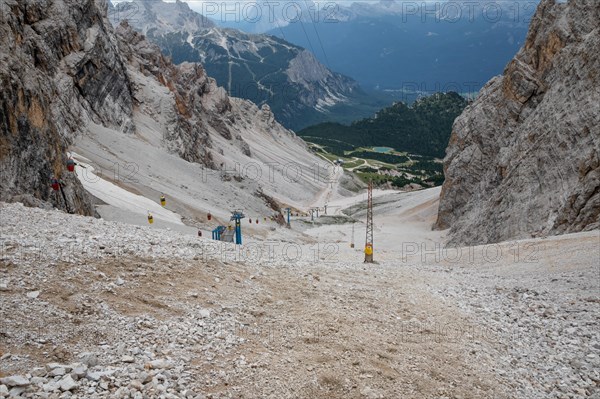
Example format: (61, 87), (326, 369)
(0, 0), (319, 215)
(114, 21), (217, 167)
(286, 49), (358, 112)
(0, 0), (134, 215)
(436, 0), (600, 246)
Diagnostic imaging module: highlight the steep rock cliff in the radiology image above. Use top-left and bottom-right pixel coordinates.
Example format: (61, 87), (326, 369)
(436, 0), (600, 245)
(1, 0), (326, 218)
(0, 0), (134, 215)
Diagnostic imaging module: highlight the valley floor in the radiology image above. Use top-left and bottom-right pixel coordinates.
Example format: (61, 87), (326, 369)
(0, 190), (598, 398)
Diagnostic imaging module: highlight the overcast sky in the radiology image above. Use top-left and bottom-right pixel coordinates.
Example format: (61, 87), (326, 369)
(111, 0), (540, 30)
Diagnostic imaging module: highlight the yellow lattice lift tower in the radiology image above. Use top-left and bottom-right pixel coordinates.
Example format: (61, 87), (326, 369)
(364, 180), (374, 263)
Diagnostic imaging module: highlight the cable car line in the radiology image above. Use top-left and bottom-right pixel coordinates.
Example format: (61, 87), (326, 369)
(54, 148), (275, 230)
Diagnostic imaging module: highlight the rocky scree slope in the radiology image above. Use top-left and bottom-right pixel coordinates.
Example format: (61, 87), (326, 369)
(436, 0), (600, 246)
(1, 199), (599, 398)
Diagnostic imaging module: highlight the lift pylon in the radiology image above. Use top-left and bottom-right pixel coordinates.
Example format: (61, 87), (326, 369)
(230, 211), (245, 245)
(364, 180), (374, 263)
(285, 208), (291, 227)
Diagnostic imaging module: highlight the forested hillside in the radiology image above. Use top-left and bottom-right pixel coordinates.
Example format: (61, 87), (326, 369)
(299, 92), (468, 158)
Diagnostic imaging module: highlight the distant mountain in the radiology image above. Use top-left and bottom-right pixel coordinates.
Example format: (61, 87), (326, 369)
(111, 0), (383, 131)
(299, 92), (469, 158)
(108, 0), (215, 33)
(266, 0), (538, 94)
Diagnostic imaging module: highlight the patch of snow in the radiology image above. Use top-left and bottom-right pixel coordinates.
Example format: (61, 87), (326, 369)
(74, 157), (184, 226)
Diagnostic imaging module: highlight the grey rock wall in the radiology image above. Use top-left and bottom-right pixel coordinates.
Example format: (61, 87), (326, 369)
(0, 0), (134, 215)
(0, 0), (313, 215)
(436, 0), (600, 246)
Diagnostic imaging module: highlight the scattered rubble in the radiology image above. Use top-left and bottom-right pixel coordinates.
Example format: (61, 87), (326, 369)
(1, 202), (598, 398)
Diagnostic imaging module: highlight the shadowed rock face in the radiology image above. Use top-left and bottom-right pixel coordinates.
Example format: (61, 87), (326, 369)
(0, 0), (219, 214)
(0, 0), (296, 214)
(0, 0), (134, 215)
(436, 0), (600, 246)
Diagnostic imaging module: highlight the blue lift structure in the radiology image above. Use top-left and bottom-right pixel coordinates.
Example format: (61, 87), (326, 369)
(212, 226), (226, 241)
(230, 211), (245, 245)
(211, 210), (245, 244)
(310, 207), (320, 221)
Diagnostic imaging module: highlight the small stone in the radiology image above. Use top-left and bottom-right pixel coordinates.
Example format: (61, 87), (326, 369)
(49, 367), (67, 377)
(30, 377), (47, 385)
(199, 309), (210, 318)
(115, 386), (129, 396)
(0, 375), (30, 387)
(71, 363), (88, 379)
(360, 386), (380, 399)
(116, 277), (125, 286)
(129, 380), (143, 391)
(27, 290), (40, 299)
(46, 363), (64, 371)
(42, 381), (60, 392)
(59, 375), (78, 391)
(85, 371), (102, 381)
(0, 385), (8, 395)
(148, 359), (173, 369)
(8, 386), (27, 397)
(78, 352), (98, 367)
(0, 283), (8, 291)
(121, 355), (135, 363)
(139, 372), (152, 384)
(31, 368), (46, 377)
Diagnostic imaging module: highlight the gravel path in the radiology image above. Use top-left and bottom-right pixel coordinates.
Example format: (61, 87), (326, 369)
(0, 202), (598, 398)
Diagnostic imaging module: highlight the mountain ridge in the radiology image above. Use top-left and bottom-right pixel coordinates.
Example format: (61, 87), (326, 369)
(0, 0), (334, 219)
(266, 1), (537, 93)
(111, 0), (374, 130)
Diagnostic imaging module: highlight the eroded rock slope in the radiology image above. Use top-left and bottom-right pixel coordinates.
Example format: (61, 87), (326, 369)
(437, 0), (600, 245)
(0, 0), (325, 217)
